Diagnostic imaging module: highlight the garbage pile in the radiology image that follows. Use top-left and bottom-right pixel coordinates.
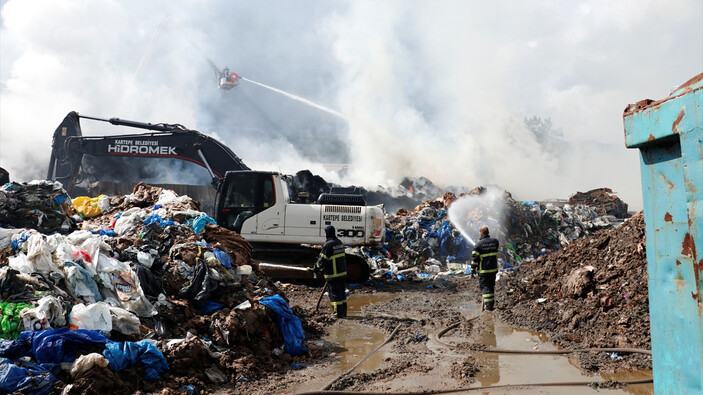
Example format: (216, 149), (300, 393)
(496, 212), (650, 371)
(0, 181), (309, 394)
(568, 188), (629, 218)
(363, 186), (628, 282)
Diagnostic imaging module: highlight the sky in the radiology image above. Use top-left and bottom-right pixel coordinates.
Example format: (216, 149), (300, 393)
(1, 1), (702, 212)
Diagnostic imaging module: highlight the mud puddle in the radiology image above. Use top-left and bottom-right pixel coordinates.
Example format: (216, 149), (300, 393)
(323, 293), (398, 373)
(453, 298), (653, 394)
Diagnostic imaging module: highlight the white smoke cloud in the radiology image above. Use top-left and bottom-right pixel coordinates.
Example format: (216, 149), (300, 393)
(1, 0), (701, 212)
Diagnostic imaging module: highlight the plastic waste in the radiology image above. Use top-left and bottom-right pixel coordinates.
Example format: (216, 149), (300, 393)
(102, 341), (169, 381)
(213, 248), (232, 269)
(72, 195), (106, 218)
(69, 303), (112, 332)
(63, 262), (103, 303)
(70, 352), (109, 378)
(0, 357), (56, 395)
(20, 295), (66, 331)
(20, 328), (111, 364)
(0, 302), (33, 339)
(259, 294), (306, 356)
(236, 265), (252, 276)
(109, 306), (141, 335)
(186, 214), (217, 234)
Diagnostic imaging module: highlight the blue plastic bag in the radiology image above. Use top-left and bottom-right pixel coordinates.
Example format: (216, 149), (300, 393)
(0, 357), (56, 395)
(259, 295), (307, 356)
(103, 341), (169, 381)
(144, 214), (175, 227)
(186, 214), (217, 234)
(213, 248), (232, 269)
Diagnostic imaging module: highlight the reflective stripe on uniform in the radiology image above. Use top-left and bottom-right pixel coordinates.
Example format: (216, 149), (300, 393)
(323, 252), (347, 279)
(482, 294), (494, 302)
(477, 252), (498, 273)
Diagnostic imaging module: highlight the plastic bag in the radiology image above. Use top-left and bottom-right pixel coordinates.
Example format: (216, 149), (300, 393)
(72, 195), (105, 218)
(109, 306), (141, 335)
(8, 252), (34, 274)
(26, 233), (61, 275)
(70, 352), (109, 379)
(110, 269), (157, 317)
(68, 303), (112, 332)
(212, 248), (232, 269)
(0, 302), (32, 339)
(186, 214), (217, 234)
(0, 228), (22, 250)
(63, 262), (102, 303)
(259, 295), (307, 356)
(20, 295), (66, 331)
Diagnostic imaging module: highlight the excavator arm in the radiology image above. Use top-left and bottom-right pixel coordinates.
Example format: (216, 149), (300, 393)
(47, 111), (249, 193)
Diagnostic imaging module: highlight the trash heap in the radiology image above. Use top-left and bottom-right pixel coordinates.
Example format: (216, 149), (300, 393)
(496, 212), (650, 371)
(0, 181), (309, 394)
(364, 186), (629, 282)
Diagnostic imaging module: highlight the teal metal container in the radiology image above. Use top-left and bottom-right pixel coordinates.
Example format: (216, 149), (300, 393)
(623, 73), (703, 394)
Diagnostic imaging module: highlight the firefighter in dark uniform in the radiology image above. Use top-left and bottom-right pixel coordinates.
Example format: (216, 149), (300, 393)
(471, 226), (500, 311)
(314, 225), (348, 318)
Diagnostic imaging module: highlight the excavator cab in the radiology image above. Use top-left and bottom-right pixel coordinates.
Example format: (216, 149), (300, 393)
(216, 171), (276, 233)
(218, 67), (240, 90)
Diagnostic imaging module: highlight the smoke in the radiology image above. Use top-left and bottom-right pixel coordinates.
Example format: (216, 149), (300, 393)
(2, 1), (702, 212)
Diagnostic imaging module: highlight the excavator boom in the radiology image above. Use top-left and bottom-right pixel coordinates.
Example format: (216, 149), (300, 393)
(47, 111), (248, 193)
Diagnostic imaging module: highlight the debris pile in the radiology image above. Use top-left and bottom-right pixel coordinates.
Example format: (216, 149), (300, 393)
(497, 212), (650, 371)
(568, 188), (629, 218)
(0, 181), (312, 394)
(365, 186), (628, 282)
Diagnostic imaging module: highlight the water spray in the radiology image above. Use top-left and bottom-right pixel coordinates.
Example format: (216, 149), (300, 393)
(241, 77), (347, 120)
(447, 186), (509, 247)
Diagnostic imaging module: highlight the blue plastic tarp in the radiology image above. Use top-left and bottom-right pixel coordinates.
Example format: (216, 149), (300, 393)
(19, 328), (111, 364)
(259, 295), (307, 356)
(0, 357), (56, 395)
(103, 341), (169, 381)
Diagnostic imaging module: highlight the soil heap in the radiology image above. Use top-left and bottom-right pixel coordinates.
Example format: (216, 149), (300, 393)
(497, 212), (650, 372)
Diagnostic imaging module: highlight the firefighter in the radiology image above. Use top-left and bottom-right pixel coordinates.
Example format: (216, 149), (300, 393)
(314, 225), (348, 318)
(471, 226), (500, 311)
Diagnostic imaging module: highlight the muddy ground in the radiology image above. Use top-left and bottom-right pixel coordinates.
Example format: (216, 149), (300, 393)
(226, 278), (652, 394)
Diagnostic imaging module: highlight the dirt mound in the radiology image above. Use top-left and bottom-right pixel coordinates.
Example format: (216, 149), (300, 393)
(496, 212), (650, 371)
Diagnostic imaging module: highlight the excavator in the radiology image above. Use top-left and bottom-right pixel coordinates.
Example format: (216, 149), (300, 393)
(47, 111), (386, 282)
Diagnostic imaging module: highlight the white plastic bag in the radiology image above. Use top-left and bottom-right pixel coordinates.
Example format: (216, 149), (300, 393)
(109, 306), (141, 335)
(70, 353), (109, 379)
(69, 302), (112, 332)
(20, 295), (66, 331)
